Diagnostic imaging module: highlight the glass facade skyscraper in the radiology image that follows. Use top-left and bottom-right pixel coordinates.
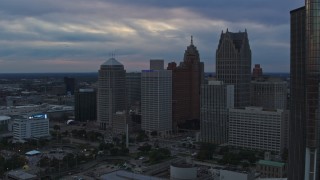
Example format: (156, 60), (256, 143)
(289, 0), (320, 179)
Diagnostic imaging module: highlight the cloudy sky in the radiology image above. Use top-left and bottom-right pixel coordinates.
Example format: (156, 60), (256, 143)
(0, 0), (303, 73)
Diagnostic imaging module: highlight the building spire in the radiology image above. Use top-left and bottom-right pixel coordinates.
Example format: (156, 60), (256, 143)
(191, 35), (193, 45)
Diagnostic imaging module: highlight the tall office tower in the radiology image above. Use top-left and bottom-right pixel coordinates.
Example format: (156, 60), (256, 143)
(141, 69), (172, 136)
(252, 64), (263, 79)
(74, 89), (97, 122)
(200, 80), (234, 144)
(126, 72), (141, 112)
(97, 58), (126, 130)
(289, 1), (320, 179)
(167, 36), (204, 130)
(250, 78), (287, 110)
(229, 107), (288, 155)
(216, 29), (252, 108)
(64, 77), (76, 95)
(150, 59), (164, 70)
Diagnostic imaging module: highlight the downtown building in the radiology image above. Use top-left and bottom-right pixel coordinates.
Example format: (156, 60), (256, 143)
(289, 0), (320, 179)
(74, 88), (97, 122)
(250, 78), (288, 110)
(126, 72), (141, 112)
(141, 69), (172, 136)
(13, 114), (49, 142)
(216, 29), (252, 108)
(200, 80), (234, 144)
(228, 107), (288, 154)
(167, 37), (204, 130)
(97, 58), (126, 130)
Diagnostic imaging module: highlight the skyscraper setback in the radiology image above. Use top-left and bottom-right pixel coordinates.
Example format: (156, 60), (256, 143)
(216, 29), (252, 108)
(167, 36), (204, 130)
(289, 0), (320, 179)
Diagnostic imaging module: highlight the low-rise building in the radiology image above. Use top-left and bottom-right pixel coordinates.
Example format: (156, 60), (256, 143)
(257, 160), (286, 178)
(13, 114), (49, 142)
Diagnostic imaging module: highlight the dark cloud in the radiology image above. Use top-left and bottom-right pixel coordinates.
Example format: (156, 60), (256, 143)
(0, 0), (302, 72)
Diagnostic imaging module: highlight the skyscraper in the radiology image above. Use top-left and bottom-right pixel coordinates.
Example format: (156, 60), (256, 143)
(141, 69), (172, 136)
(216, 29), (252, 108)
(250, 78), (287, 110)
(252, 64), (263, 79)
(64, 77), (76, 95)
(97, 58), (126, 130)
(200, 80), (234, 144)
(289, 6), (306, 180)
(289, 0), (320, 179)
(74, 88), (97, 122)
(167, 36), (204, 130)
(126, 72), (141, 112)
(150, 59), (164, 70)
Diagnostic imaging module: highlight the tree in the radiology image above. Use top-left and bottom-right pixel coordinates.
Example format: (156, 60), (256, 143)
(53, 125), (60, 131)
(151, 131), (158, 137)
(38, 157), (50, 167)
(138, 143), (152, 153)
(281, 148), (288, 162)
(148, 148), (171, 163)
(136, 130), (148, 142)
(110, 148), (119, 156)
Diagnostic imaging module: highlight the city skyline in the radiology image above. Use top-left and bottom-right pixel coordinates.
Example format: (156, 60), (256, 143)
(0, 0), (302, 73)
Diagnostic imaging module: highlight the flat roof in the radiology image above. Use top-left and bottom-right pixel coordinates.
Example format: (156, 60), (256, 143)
(100, 170), (164, 180)
(258, 160), (285, 168)
(7, 170), (37, 180)
(0, 115), (10, 121)
(25, 150), (41, 156)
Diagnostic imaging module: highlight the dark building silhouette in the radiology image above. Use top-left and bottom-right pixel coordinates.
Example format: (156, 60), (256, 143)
(97, 58), (126, 130)
(167, 36), (204, 130)
(126, 72), (141, 112)
(252, 64), (263, 79)
(216, 29), (251, 108)
(75, 89), (97, 122)
(289, 0), (320, 178)
(64, 77), (76, 95)
(150, 59), (164, 70)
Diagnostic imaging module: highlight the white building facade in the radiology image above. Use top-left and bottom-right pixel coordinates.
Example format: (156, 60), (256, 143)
(141, 70), (172, 136)
(228, 107), (288, 154)
(13, 114), (49, 142)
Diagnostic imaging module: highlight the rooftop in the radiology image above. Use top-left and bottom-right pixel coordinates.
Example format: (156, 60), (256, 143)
(258, 160), (285, 168)
(7, 170), (37, 180)
(100, 170), (163, 180)
(102, 58), (123, 66)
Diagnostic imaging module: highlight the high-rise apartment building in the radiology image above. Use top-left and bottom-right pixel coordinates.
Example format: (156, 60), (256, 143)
(141, 69), (172, 136)
(216, 29), (251, 108)
(200, 80), (234, 144)
(167, 37), (204, 130)
(250, 78), (287, 110)
(74, 88), (97, 122)
(97, 58), (126, 130)
(229, 107), (288, 154)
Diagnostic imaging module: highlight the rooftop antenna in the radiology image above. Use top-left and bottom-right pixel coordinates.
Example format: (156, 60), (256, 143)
(191, 35), (193, 45)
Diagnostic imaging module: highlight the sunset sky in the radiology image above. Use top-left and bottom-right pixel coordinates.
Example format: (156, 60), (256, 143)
(0, 0), (303, 73)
